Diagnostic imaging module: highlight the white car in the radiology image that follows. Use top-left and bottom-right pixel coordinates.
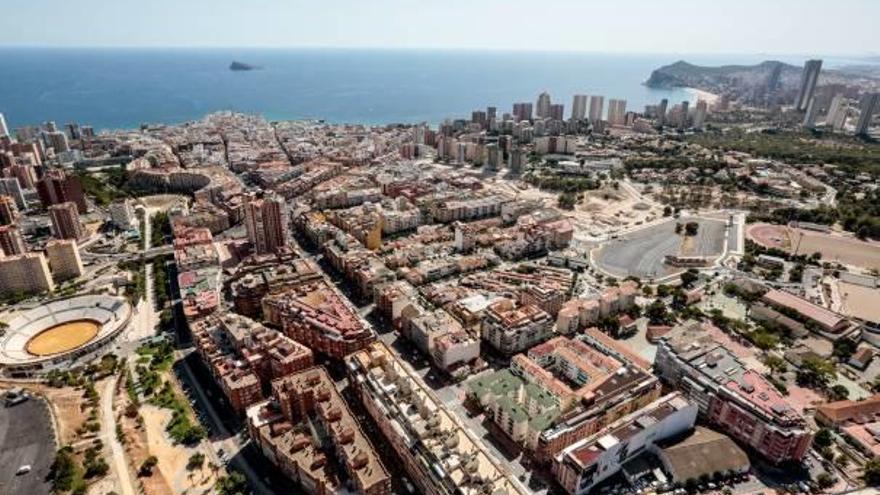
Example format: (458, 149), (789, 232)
(16, 465), (31, 475)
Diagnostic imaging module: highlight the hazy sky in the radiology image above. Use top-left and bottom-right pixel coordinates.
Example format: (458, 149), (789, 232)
(1, 0), (877, 55)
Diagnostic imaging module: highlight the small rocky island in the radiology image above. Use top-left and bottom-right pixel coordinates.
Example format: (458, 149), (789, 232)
(230, 61), (260, 71)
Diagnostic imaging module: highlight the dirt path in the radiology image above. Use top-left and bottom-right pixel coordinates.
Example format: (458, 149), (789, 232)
(102, 377), (136, 495)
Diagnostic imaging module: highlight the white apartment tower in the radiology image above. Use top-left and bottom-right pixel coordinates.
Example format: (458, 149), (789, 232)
(693, 99), (709, 130)
(571, 94), (588, 120)
(108, 198), (136, 229)
(46, 239), (84, 282)
(536, 92), (552, 119)
(796, 59), (822, 112)
(825, 94), (847, 130)
(607, 99), (627, 126)
(856, 93), (879, 136)
(589, 96), (604, 123)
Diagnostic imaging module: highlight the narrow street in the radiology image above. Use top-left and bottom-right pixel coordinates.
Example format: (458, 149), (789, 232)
(174, 350), (273, 495)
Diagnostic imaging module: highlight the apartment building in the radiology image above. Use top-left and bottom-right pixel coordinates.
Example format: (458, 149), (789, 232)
(481, 298), (553, 355)
(0, 194), (19, 226)
(0, 178), (27, 208)
(48, 201), (85, 241)
(173, 227), (221, 319)
(243, 193), (287, 255)
(520, 284), (567, 317)
(229, 256), (322, 318)
(313, 187), (381, 210)
(190, 313), (314, 414)
(262, 280), (375, 359)
(323, 236), (396, 297)
(347, 342), (527, 495)
(431, 195), (507, 223)
(326, 204), (383, 250)
(0, 252), (54, 295)
(108, 198), (136, 229)
(411, 309), (480, 371)
(247, 366), (391, 495)
(493, 219), (574, 261)
(37, 168), (86, 213)
(654, 322), (813, 463)
(556, 281), (639, 334)
(277, 159), (343, 199)
(0, 224), (26, 256)
(552, 393), (698, 495)
(46, 239), (84, 282)
(379, 197), (422, 234)
(468, 336), (660, 455)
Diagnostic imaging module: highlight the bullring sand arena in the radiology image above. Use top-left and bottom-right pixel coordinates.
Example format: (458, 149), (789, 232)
(25, 320), (101, 356)
(748, 223), (880, 270)
(0, 295), (132, 377)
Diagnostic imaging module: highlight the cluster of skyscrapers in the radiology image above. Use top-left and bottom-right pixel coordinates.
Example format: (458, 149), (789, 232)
(796, 59), (878, 136)
(0, 115), (91, 297)
(513, 92), (628, 127)
(474, 90), (708, 138)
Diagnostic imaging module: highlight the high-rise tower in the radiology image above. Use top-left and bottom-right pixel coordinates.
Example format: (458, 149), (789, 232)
(796, 60), (822, 112)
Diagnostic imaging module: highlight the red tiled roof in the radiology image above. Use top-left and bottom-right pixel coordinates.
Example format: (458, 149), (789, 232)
(816, 395), (880, 425)
(762, 289), (848, 332)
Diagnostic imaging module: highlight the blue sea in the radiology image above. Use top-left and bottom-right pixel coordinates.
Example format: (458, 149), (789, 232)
(0, 48), (862, 131)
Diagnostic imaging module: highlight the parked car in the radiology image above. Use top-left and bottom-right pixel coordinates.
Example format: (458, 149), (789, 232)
(4, 388), (29, 407)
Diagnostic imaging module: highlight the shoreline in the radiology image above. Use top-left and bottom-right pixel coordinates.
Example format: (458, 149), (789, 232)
(0, 52), (701, 132)
(686, 87), (720, 105)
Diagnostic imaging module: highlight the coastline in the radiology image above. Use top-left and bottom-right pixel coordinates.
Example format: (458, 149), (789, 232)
(686, 87), (719, 105)
(0, 49), (699, 131)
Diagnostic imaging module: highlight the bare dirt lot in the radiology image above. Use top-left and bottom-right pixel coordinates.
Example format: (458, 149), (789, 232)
(141, 405), (216, 494)
(119, 399), (174, 495)
(748, 223), (880, 270)
(838, 282), (880, 323)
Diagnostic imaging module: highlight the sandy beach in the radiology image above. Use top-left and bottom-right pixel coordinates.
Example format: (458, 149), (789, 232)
(687, 87), (720, 106)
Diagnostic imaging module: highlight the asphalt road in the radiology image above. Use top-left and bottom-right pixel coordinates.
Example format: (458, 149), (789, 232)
(0, 397), (55, 495)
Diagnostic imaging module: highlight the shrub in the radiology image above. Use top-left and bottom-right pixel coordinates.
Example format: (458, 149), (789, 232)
(139, 456), (159, 477)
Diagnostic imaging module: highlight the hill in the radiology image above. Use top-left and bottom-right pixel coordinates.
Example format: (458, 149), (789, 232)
(645, 60), (802, 91)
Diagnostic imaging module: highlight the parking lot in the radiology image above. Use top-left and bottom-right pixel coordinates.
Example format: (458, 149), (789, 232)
(0, 394), (55, 495)
(593, 218), (728, 280)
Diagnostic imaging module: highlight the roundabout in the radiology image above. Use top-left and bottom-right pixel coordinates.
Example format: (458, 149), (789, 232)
(0, 295), (132, 377)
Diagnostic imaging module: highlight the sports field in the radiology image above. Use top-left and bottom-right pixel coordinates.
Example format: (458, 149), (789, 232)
(748, 223), (880, 270)
(839, 282), (880, 323)
(25, 320), (100, 356)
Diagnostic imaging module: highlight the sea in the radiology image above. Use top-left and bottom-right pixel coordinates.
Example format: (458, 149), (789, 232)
(0, 48), (868, 131)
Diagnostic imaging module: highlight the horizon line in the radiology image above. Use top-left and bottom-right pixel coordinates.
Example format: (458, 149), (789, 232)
(0, 44), (874, 59)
